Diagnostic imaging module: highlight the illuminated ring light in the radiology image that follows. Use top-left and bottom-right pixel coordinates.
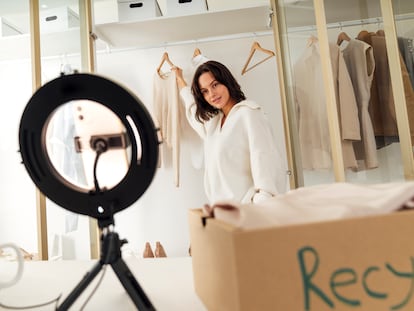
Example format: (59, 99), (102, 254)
(19, 73), (159, 222)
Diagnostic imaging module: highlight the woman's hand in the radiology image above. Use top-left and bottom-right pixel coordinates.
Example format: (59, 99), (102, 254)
(172, 66), (187, 90)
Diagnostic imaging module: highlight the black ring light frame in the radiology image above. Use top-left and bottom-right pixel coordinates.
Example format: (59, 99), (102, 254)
(19, 73), (159, 311)
(19, 73), (158, 225)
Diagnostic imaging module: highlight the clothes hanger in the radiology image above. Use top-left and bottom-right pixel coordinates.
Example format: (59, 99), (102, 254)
(357, 30), (371, 41)
(193, 47), (201, 58)
(376, 29), (385, 36)
(306, 34), (318, 47)
(241, 41), (275, 75)
(336, 31), (351, 46)
(157, 52), (175, 77)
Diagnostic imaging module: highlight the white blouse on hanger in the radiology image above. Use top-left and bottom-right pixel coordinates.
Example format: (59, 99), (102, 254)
(152, 71), (181, 187)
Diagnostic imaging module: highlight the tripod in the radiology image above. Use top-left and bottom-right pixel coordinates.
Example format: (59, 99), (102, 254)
(57, 226), (156, 310)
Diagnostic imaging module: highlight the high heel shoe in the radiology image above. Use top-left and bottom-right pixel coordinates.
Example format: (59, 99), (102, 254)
(143, 242), (155, 258)
(154, 241), (167, 258)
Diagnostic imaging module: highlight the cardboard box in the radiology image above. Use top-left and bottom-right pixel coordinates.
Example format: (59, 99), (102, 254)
(117, 0), (162, 22)
(165, 0), (207, 17)
(188, 208), (414, 311)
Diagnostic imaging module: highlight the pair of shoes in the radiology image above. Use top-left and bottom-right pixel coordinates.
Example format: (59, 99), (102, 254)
(142, 241), (167, 258)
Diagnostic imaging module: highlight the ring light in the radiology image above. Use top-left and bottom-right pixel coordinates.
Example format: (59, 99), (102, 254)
(18, 73), (159, 310)
(19, 73), (159, 224)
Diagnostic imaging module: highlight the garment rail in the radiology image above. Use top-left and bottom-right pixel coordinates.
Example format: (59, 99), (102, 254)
(96, 30), (274, 54)
(287, 13), (414, 33)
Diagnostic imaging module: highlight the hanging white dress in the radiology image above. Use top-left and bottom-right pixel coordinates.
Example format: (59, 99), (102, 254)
(152, 71), (181, 186)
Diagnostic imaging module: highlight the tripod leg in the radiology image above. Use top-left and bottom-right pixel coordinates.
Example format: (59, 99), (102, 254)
(111, 258), (156, 311)
(57, 261), (103, 311)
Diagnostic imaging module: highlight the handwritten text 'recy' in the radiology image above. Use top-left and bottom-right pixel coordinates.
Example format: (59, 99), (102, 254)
(298, 246), (414, 310)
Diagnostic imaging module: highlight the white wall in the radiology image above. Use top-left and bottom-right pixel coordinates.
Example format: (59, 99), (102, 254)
(0, 59), (37, 251)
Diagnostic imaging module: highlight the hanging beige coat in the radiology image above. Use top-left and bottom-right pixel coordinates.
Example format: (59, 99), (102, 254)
(293, 38), (361, 170)
(342, 38), (378, 170)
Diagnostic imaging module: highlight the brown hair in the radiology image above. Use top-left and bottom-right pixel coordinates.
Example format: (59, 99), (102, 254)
(191, 61), (246, 123)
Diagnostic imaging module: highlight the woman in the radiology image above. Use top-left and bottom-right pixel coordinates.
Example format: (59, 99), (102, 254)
(174, 60), (285, 204)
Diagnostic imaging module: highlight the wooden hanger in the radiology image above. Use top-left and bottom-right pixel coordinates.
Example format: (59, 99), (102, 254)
(241, 41), (275, 75)
(306, 35), (318, 47)
(193, 48), (201, 58)
(337, 31), (351, 46)
(357, 30), (371, 41)
(376, 29), (385, 36)
(157, 52), (175, 77)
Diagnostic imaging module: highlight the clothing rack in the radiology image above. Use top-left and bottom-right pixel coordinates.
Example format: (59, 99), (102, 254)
(97, 30), (274, 54)
(287, 13), (414, 34)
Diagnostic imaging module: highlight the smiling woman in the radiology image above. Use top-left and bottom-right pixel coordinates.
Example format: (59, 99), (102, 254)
(173, 60), (287, 205)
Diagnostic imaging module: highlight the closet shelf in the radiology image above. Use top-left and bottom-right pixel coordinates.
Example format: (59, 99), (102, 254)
(0, 5), (270, 61)
(94, 5), (272, 49)
(0, 28), (81, 61)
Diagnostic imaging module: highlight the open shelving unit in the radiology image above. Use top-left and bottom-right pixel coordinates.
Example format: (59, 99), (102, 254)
(94, 5), (272, 49)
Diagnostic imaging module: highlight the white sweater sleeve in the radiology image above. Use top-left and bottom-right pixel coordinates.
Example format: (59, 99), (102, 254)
(179, 86), (206, 139)
(244, 108), (285, 202)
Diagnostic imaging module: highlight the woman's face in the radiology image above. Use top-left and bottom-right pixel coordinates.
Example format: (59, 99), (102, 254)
(198, 71), (235, 112)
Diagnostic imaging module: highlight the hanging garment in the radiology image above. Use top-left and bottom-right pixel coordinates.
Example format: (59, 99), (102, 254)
(398, 36), (414, 88)
(293, 38), (361, 170)
(191, 53), (210, 69)
(48, 102), (88, 234)
(152, 70), (181, 187)
(358, 30), (414, 148)
(341, 39), (378, 170)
